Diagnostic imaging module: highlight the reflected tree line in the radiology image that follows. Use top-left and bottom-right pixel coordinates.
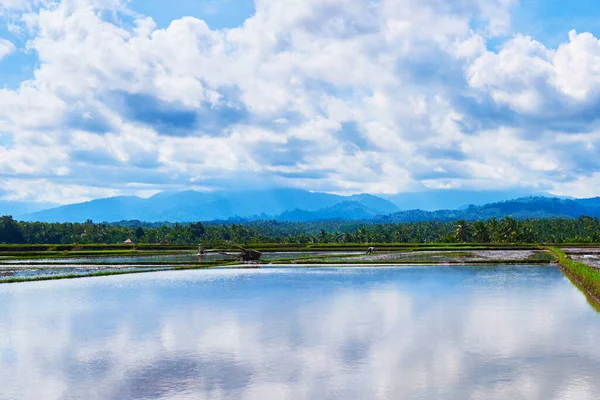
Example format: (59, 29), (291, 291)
(1, 215), (600, 244)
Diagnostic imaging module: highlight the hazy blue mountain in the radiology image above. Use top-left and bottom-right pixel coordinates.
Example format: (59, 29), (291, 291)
(573, 197), (600, 208)
(22, 189), (399, 222)
(17, 191), (600, 223)
(347, 194), (399, 214)
(20, 197), (149, 223)
(384, 189), (549, 211)
(275, 201), (380, 222)
(376, 196), (600, 222)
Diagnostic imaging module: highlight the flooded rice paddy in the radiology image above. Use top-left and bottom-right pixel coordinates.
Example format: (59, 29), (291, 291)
(0, 251), (361, 264)
(1, 265), (600, 399)
(0, 251), (362, 280)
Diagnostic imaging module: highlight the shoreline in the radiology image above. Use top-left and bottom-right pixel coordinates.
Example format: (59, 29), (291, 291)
(549, 247), (600, 310)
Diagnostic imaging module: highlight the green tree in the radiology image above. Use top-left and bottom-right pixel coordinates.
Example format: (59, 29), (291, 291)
(499, 217), (519, 243)
(487, 218), (500, 242)
(454, 220), (471, 243)
(472, 221), (490, 243)
(318, 229), (329, 243)
(189, 222), (206, 239)
(135, 227), (145, 240)
(0, 216), (25, 244)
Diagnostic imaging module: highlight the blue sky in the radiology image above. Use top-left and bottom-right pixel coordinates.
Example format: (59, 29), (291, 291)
(2, 0), (600, 204)
(0, 21), (36, 88)
(129, 0), (255, 30)
(0, 0), (256, 88)
(514, 0), (600, 46)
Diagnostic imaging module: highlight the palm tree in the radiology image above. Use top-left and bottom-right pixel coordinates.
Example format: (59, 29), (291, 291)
(455, 219), (471, 243)
(472, 221), (490, 243)
(333, 231), (342, 243)
(518, 225), (535, 243)
(318, 229), (328, 243)
(487, 218), (500, 242)
(499, 217), (518, 243)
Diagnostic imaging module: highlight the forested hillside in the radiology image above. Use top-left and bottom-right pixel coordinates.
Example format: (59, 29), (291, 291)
(377, 197), (600, 222)
(2, 215), (600, 245)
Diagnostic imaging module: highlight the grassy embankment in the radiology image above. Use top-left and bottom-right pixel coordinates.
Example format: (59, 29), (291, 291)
(0, 262), (242, 284)
(0, 242), (545, 252)
(548, 247), (600, 311)
(272, 251), (554, 265)
(0, 269), (163, 284)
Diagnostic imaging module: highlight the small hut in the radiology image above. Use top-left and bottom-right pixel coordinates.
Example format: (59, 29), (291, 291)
(124, 238), (134, 245)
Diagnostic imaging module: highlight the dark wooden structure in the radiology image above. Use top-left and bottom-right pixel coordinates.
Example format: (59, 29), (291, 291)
(216, 242), (262, 262)
(234, 243), (262, 262)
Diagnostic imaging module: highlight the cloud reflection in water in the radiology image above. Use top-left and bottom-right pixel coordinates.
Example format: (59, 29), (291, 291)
(0, 266), (599, 400)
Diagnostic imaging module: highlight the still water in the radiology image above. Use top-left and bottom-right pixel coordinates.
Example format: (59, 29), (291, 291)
(1, 265), (599, 400)
(1, 251), (360, 264)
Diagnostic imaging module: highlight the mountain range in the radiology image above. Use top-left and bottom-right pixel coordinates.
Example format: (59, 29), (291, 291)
(4, 188), (600, 223)
(381, 188), (549, 211)
(16, 189), (399, 223)
(376, 196), (600, 223)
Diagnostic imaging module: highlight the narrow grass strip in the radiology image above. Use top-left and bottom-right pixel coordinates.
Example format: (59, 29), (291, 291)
(0, 262), (243, 284)
(0, 269), (163, 284)
(548, 247), (600, 309)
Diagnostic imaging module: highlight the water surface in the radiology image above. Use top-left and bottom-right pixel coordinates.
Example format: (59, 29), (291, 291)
(1, 265), (599, 399)
(1, 251), (360, 264)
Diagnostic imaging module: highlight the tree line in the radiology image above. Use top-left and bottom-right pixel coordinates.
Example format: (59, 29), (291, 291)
(1, 215), (600, 245)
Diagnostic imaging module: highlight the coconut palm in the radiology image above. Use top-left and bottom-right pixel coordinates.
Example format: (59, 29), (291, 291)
(455, 219), (471, 243)
(472, 221), (490, 243)
(499, 217), (519, 243)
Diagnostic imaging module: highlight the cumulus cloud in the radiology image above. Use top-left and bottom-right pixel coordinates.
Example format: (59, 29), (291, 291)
(467, 31), (600, 118)
(0, 0), (600, 202)
(0, 37), (14, 59)
(0, 0), (30, 9)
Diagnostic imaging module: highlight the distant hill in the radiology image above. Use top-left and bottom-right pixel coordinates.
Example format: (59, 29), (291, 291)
(376, 196), (600, 222)
(275, 201), (381, 222)
(21, 189), (399, 223)
(15, 191), (600, 224)
(384, 189), (548, 211)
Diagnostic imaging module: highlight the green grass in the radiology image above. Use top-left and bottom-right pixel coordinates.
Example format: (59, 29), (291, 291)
(0, 242), (544, 253)
(524, 252), (556, 263)
(0, 261), (245, 284)
(0, 251), (189, 260)
(0, 260), (233, 267)
(279, 250), (554, 265)
(0, 244), (197, 252)
(549, 247), (600, 309)
(0, 269), (162, 284)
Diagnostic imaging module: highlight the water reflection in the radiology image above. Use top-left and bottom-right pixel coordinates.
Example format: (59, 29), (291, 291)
(1, 251), (360, 264)
(1, 266), (600, 399)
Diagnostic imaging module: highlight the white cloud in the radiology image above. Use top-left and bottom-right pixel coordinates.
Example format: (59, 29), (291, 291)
(0, 37), (14, 59)
(0, 0), (30, 9)
(2, 0), (600, 202)
(468, 31), (600, 115)
(553, 31), (600, 101)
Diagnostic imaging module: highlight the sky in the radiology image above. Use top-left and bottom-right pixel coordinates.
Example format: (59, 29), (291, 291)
(2, 0), (600, 204)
